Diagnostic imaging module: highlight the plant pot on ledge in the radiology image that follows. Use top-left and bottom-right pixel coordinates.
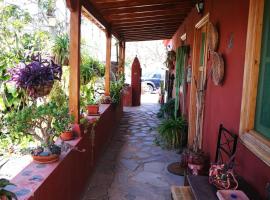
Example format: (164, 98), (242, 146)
(60, 131), (74, 141)
(87, 104), (99, 115)
(31, 144), (61, 164)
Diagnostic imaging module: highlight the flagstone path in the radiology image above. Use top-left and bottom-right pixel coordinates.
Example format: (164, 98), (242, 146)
(82, 103), (184, 200)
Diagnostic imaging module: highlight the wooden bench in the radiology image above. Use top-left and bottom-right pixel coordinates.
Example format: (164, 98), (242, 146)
(171, 185), (194, 200)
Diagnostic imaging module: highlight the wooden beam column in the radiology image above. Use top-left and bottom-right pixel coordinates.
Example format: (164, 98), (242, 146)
(122, 41), (126, 74)
(118, 41), (126, 74)
(105, 29), (112, 96)
(67, 0), (81, 123)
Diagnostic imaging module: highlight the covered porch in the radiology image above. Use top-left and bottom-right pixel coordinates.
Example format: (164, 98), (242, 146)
(5, 0), (270, 200)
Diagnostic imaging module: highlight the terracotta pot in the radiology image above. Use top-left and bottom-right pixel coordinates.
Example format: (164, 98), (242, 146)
(60, 131), (74, 141)
(87, 104), (99, 115)
(32, 154), (59, 164)
(1, 196), (8, 200)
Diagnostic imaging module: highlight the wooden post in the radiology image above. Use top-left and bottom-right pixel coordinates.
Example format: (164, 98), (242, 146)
(118, 41), (126, 74)
(105, 29), (112, 96)
(122, 41), (126, 74)
(67, 0), (81, 123)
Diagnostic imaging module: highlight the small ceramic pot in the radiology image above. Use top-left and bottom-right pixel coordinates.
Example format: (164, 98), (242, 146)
(60, 131), (74, 141)
(87, 104), (99, 115)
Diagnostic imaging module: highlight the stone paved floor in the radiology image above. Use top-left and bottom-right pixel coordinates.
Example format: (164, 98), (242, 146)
(82, 103), (184, 200)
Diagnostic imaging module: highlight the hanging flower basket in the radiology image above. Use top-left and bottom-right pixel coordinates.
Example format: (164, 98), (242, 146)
(9, 54), (62, 98)
(27, 81), (54, 98)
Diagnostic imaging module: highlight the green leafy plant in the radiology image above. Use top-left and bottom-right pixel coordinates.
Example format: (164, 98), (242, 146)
(52, 34), (69, 65)
(5, 101), (69, 146)
(110, 75), (125, 105)
(157, 117), (187, 149)
(157, 98), (175, 119)
(0, 178), (17, 200)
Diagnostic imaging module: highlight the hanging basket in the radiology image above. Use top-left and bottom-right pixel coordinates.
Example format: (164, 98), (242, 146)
(208, 22), (219, 51)
(211, 52), (224, 86)
(27, 81), (54, 98)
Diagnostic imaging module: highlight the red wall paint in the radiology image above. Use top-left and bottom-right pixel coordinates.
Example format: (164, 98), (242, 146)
(171, 0), (270, 198)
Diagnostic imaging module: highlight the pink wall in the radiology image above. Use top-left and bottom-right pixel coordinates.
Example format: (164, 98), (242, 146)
(171, 0), (270, 198)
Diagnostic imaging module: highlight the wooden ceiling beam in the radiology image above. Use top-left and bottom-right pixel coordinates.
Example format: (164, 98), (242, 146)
(114, 26), (179, 33)
(112, 18), (184, 26)
(94, 0), (190, 9)
(125, 35), (171, 42)
(112, 21), (182, 30)
(100, 3), (192, 16)
(110, 14), (185, 23)
(107, 8), (191, 21)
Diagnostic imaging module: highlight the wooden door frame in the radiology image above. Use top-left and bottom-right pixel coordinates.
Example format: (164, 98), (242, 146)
(188, 13), (209, 147)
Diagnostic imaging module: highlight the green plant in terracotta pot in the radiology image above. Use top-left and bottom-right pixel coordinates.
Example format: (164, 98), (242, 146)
(86, 97), (100, 115)
(5, 102), (63, 164)
(0, 179), (17, 200)
(53, 106), (75, 141)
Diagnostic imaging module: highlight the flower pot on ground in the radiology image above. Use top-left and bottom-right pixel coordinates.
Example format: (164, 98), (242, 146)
(0, 179), (18, 200)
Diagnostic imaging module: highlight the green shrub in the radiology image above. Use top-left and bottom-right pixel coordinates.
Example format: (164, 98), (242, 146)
(157, 117), (187, 149)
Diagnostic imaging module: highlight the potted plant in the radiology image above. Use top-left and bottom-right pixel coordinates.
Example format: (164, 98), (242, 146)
(86, 97), (100, 115)
(110, 75), (125, 106)
(0, 179), (17, 200)
(9, 54), (62, 98)
(53, 107), (75, 141)
(165, 50), (176, 70)
(157, 116), (187, 150)
(99, 95), (112, 104)
(6, 102), (65, 163)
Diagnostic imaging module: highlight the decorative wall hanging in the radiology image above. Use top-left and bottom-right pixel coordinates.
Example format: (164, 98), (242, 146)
(186, 66), (192, 83)
(165, 50), (176, 70)
(211, 52), (224, 86)
(208, 22), (219, 51)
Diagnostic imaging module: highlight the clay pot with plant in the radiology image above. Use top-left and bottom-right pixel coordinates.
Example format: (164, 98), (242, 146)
(6, 102), (67, 164)
(0, 179), (17, 200)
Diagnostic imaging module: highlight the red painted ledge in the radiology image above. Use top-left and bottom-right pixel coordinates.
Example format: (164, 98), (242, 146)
(9, 103), (123, 200)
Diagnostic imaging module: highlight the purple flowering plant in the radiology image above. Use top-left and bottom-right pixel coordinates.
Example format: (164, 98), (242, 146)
(9, 54), (62, 98)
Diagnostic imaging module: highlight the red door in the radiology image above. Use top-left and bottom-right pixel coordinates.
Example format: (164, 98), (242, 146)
(131, 56), (141, 106)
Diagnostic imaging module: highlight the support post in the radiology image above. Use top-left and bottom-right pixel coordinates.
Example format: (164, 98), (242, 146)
(67, 0), (81, 123)
(122, 41), (126, 74)
(118, 41), (126, 74)
(105, 29), (112, 96)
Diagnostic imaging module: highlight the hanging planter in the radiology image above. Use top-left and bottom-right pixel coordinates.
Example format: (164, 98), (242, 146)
(9, 54), (62, 98)
(165, 50), (176, 70)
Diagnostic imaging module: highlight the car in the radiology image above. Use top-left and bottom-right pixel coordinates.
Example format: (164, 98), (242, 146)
(141, 73), (164, 93)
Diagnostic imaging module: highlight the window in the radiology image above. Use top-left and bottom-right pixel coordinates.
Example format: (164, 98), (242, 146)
(240, 0), (270, 166)
(255, 0), (270, 139)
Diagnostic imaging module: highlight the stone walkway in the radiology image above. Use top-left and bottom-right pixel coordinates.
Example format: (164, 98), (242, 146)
(82, 103), (184, 200)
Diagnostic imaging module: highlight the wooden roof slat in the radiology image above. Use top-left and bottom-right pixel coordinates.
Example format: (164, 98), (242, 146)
(100, 3), (192, 16)
(94, 0), (190, 9)
(85, 0), (195, 42)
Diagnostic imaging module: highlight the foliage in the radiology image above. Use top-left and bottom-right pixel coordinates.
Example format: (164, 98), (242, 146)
(110, 76), (125, 105)
(5, 101), (69, 146)
(80, 54), (105, 85)
(165, 50), (176, 68)
(0, 178), (17, 200)
(157, 117), (187, 149)
(9, 54), (62, 98)
(52, 34), (69, 65)
(157, 98), (175, 119)
(0, 4), (50, 112)
(80, 54), (105, 106)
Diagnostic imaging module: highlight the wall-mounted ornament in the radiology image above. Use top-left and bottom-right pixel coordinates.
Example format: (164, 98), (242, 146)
(208, 23), (219, 51)
(211, 52), (224, 86)
(186, 66), (192, 83)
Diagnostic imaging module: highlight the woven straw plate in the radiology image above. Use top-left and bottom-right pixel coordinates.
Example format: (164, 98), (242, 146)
(208, 22), (219, 51)
(211, 52), (224, 86)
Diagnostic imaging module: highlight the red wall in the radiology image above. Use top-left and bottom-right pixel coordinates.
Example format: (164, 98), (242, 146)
(171, 0), (270, 198)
